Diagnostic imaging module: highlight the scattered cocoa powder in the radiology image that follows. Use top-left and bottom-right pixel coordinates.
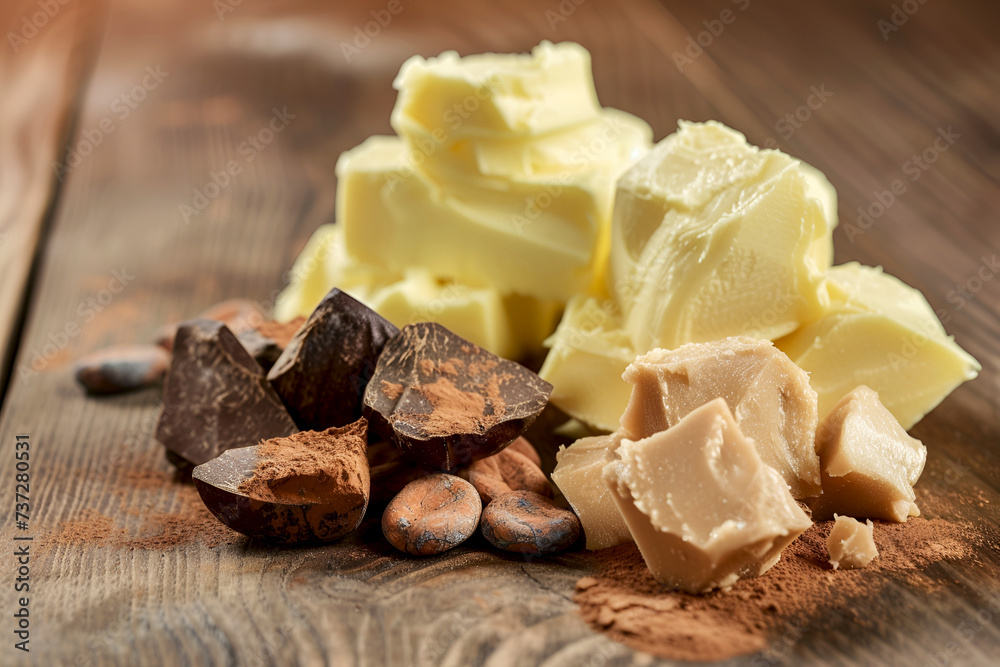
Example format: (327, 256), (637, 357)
(413, 376), (507, 437)
(381, 381), (403, 400)
(49, 482), (240, 551)
(255, 316), (305, 347)
(238, 421), (368, 504)
(574, 516), (977, 662)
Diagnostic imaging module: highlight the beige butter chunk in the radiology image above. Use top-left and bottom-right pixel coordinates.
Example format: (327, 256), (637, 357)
(810, 385), (926, 522)
(621, 337), (821, 498)
(551, 432), (632, 550)
(604, 398), (812, 593)
(827, 515), (878, 570)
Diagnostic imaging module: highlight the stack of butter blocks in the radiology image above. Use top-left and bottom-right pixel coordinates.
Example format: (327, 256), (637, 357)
(276, 42), (652, 360)
(553, 337), (927, 592)
(539, 121), (980, 432)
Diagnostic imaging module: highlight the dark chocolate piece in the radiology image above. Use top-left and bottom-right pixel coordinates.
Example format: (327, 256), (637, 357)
(155, 299), (265, 352)
(74, 344), (170, 395)
(267, 289), (399, 431)
(480, 491), (580, 555)
(192, 422), (370, 544)
(363, 322), (553, 470)
(155, 319), (298, 466)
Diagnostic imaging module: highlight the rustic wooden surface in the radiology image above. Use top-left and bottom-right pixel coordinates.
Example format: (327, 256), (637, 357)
(0, 0), (106, 396)
(1, 0), (998, 664)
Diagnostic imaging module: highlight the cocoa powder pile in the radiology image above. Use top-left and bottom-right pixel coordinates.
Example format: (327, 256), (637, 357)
(238, 421), (368, 504)
(413, 375), (509, 437)
(574, 514), (977, 662)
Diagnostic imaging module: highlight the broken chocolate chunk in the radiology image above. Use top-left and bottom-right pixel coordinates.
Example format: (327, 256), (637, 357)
(267, 289), (399, 431)
(156, 319), (298, 466)
(192, 420), (370, 544)
(363, 322), (553, 470)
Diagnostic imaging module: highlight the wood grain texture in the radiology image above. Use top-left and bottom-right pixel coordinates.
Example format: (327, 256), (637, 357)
(0, 0), (106, 396)
(1, 0), (998, 665)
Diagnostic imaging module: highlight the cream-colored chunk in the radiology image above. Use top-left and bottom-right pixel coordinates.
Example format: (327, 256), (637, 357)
(608, 120), (834, 352)
(777, 263), (980, 429)
(810, 385), (926, 522)
(620, 337), (821, 498)
(827, 515), (878, 570)
(603, 398), (811, 593)
(538, 296), (636, 432)
(551, 432), (631, 550)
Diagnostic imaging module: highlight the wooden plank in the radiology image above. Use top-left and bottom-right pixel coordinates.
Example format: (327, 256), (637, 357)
(0, 0), (997, 665)
(0, 0), (106, 397)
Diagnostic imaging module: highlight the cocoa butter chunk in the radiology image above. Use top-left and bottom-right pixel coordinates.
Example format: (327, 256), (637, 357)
(268, 289), (399, 431)
(155, 319), (298, 466)
(810, 385), (926, 522)
(604, 398), (812, 593)
(622, 337), (821, 498)
(74, 344), (170, 395)
(551, 432), (632, 550)
(237, 317), (305, 371)
(382, 473), (481, 555)
(827, 514), (878, 570)
(480, 491), (580, 555)
(363, 322), (553, 470)
(193, 420), (370, 543)
(156, 299), (265, 352)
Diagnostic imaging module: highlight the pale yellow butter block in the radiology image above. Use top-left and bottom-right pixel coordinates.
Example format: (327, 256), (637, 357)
(810, 385), (926, 522)
(274, 223), (393, 322)
(608, 120), (834, 352)
(621, 337), (821, 498)
(367, 271), (561, 360)
(551, 432), (631, 550)
(338, 136), (607, 302)
(538, 296), (636, 432)
(603, 398), (812, 593)
(274, 225), (561, 360)
(391, 41), (601, 138)
(397, 107), (651, 186)
(827, 515), (878, 570)
(777, 263), (980, 429)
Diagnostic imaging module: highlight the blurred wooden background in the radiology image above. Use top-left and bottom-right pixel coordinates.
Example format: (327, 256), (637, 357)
(1, 0), (998, 664)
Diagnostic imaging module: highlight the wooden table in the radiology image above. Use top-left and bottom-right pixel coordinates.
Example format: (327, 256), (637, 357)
(2, 0), (998, 664)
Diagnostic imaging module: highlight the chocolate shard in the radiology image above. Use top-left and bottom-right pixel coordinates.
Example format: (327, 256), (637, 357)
(156, 319), (298, 466)
(267, 289), (399, 431)
(192, 421), (370, 544)
(363, 322), (554, 470)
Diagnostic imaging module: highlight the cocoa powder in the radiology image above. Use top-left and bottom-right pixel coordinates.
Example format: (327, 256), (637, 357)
(574, 516), (976, 662)
(51, 479), (240, 551)
(413, 376), (507, 437)
(238, 421), (368, 504)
